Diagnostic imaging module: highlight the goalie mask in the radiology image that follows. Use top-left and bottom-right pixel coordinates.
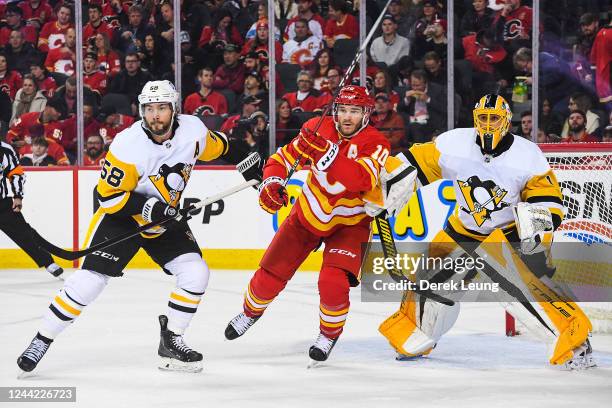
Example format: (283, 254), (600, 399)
(473, 94), (512, 153)
(332, 85), (374, 137)
(138, 80), (179, 134)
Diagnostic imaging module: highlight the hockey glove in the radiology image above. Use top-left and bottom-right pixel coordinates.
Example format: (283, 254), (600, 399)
(258, 176), (288, 214)
(297, 127), (339, 171)
(142, 198), (189, 233)
(237, 152), (264, 188)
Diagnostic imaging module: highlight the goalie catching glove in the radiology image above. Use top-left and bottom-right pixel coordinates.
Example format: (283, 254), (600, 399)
(513, 202), (554, 255)
(363, 155), (417, 218)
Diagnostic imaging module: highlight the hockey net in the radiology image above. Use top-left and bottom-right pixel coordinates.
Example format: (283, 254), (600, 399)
(506, 143), (612, 335)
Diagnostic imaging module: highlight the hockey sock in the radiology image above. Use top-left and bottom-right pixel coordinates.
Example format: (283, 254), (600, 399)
(39, 269), (109, 339)
(243, 267), (287, 317)
(167, 288), (203, 335)
(318, 266), (350, 339)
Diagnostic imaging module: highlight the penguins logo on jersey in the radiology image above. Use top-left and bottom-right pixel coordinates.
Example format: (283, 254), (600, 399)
(149, 163), (193, 206)
(458, 176), (510, 226)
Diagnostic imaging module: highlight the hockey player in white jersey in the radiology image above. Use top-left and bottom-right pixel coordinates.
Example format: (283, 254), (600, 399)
(17, 81), (262, 374)
(374, 94), (595, 370)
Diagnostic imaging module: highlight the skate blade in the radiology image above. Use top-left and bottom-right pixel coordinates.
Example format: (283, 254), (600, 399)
(307, 359), (325, 369)
(395, 353), (426, 361)
(17, 370), (33, 379)
(158, 357), (203, 373)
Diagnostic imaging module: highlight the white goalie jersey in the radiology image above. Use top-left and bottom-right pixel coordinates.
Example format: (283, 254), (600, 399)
(402, 128), (564, 238)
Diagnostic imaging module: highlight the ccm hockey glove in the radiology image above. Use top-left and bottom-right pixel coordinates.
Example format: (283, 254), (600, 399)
(258, 177), (288, 214)
(296, 127), (339, 171)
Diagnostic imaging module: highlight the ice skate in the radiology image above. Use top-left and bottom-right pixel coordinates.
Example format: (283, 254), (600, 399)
(17, 333), (53, 375)
(307, 333), (338, 368)
(225, 312), (260, 340)
(158, 315), (203, 373)
(564, 340), (596, 370)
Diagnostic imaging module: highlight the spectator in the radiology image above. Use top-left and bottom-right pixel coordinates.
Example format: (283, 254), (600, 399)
(19, 137), (56, 166)
(117, 4), (155, 54)
(101, 0), (129, 27)
(180, 30), (207, 75)
(212, 43), (246, 96)
(536, 127), (550, 144)
(397, 69), (446, 143)
(83, 3), (116, 45)
(539, 97), (563, 140)
(198, 8), (243, 52)
(18, 0), (54, 31)
(573, 13), (600, 62)
(83, 134), (106, 166)
(370, 93), (406, 155)
(183, 67), (228, 116)
(98, 105), (135, 145)
(459, 0), (495, 38)
(517, 110), (533, 139)
(284, 71), (323, 112)
(242, 71), (266, 100)
(156, 0), (178, 49)
(320, 67), (342, 96)
(310, 49), (335, 90)
(6, 98), (69, 165)
(83, 52), (108, 97)
(370, 14), (411, 69)
(44, 27), (76, 76)
(275, 98), (300, 147)
(242, 19), (283, 65)
(387, 0), (414, 38)
(416, 17), (449, 60)
(2, 30), (42, 76)
(10, 74), (47, 126)
(242, 111), (269, 158)
(138, 33), (171, 78)
(590, 19), (611, 106)
(245, 2), (281, 41)
(91, 33), (121, 78)
(463, 29), (507, 95)
(29, 60), (57, 98)
(282, 18), (323, 67)
(38, 3), (73, 53)
(59, 101), (102, 160)
(410, 0), (445, 60)
(284, 0), (326, 42)
(0, 53), (23, 100)
(276, 0), (298, 21)
(423, 51), (446, 88)
(221, 94), (262, 134)
(53, 76), (97, 119)
(108, 52), (153, 113)
(560, 93), (601, 138)
(513, 47), (580, 112)
(0, 5), (37, 46)
(324, 0), (358, 49)
(562, 110), (599, 143)
(372, 69), (400, 109)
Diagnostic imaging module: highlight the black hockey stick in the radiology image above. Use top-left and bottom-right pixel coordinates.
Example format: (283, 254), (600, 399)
(374, 215), (455, 306)
(31, 179), (259, 261)
(283, 0), (394, 184)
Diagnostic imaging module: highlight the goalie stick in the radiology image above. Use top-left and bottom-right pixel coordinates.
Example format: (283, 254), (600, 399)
(31, 179), (259, 261)
(374, 215), (455, 306)
(284, 0), (394, 184)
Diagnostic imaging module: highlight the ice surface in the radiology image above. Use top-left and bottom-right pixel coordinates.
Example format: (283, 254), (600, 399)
(1, 269), (611, 408)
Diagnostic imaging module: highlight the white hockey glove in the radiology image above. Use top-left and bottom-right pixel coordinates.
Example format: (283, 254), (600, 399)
(513, 202), (554, 255)
(364, 156), (417, 218)
(237, 152), (263, 188)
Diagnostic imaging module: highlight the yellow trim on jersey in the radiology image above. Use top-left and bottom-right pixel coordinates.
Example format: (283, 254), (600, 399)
(298, 196), (367, 232)
(407, 142), (442, 184)
(97, 151), (139, 214)
(521, 170), (563, 204)
(307, 177), (365, 211)
(357, 159), (377, 188)
(447, 213), (516, 242)
(197, 130), (228, 162)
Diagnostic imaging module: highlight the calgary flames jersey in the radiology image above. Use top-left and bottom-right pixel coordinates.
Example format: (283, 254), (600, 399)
(268, 116), (390, 236)
(96, 114), (231, 236)
(404, 128), (564, 239)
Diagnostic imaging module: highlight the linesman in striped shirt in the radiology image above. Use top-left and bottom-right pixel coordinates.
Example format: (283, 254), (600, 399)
(0, 141), (63, 278)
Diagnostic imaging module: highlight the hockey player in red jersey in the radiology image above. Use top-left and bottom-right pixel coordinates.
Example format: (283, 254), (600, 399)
(225, 85), (410, 364)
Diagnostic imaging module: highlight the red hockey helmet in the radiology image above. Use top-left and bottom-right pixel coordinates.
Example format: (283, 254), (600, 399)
(332, 85), (375, 136)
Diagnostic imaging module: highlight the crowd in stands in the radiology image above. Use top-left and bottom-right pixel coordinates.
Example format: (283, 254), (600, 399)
(0, 0), (610, 166)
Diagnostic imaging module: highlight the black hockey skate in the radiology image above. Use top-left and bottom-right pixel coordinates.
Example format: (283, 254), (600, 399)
(224, 312), (260, 340)
(308, 333), (338, 367)
(17, 333), (53, 373)
(158, 315), (203, 373)
(46, 263), (64, 279)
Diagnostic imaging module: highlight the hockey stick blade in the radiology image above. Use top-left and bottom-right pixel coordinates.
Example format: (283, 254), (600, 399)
(374, 215), (455, 306)
(32, 179), (259, 261)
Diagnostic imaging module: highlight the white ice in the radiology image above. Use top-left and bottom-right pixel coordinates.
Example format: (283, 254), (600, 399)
(1, 269), (612, 408)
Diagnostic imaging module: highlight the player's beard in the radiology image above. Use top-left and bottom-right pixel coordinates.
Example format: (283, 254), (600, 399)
(338, 119), (362, 138)
(147, 118), (173, 136)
